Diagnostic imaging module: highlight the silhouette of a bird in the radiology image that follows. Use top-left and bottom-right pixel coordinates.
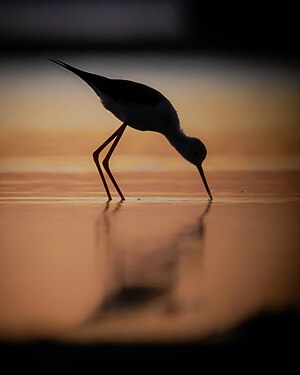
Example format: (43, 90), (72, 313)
(49, 59), (213, 201)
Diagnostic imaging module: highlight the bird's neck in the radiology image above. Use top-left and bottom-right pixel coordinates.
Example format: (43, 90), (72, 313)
(165, 128), (190, 158)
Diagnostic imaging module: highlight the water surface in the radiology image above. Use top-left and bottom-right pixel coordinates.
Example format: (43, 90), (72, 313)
(0, 171), (299, 343)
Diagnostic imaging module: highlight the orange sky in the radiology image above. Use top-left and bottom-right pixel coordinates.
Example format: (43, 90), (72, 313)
(1, 56), (299, 172)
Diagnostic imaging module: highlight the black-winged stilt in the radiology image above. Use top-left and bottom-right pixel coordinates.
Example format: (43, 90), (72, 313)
(49, 59), (213, 201)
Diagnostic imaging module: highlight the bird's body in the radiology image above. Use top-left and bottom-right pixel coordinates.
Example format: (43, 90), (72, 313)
(50, 59), (212, 201)
(100, 83), (179, 135)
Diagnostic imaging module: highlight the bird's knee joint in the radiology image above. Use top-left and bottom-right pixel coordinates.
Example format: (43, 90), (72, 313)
(93, 151), (99, 162)
(102, 159), (109, 170)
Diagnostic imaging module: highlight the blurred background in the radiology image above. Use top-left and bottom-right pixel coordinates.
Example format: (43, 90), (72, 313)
(0, 0), (299, 174)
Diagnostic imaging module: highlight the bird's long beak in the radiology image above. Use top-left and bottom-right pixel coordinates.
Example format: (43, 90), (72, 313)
(197, 164), (213, 201)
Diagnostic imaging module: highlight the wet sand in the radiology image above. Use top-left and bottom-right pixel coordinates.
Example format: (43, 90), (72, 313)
(0, 171), (299, 344)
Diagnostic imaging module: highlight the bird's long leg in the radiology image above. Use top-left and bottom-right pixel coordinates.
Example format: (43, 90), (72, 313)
(102, 123), (127, 201)
(93, 123), (126, 201)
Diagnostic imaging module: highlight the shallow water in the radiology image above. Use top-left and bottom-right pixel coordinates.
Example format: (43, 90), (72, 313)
(0, 171), (299, 343)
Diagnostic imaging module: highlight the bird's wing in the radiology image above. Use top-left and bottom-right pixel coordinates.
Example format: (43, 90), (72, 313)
(50, 58), (165, 107)
(93, 77), (166, 107)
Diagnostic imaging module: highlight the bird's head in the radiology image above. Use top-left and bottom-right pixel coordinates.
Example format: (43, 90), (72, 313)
(183, 137), (207, 166)
(182, 137), (213, 201)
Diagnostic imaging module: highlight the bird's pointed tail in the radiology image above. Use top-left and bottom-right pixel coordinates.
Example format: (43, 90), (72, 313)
(49, 58), (107, 99)
(49, 58), (67, 68)
(49, 58), (88, 77)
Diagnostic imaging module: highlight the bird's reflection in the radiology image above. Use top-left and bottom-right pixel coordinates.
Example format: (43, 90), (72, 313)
(96, 201), (122, 240)
(92, 201), (212, 320)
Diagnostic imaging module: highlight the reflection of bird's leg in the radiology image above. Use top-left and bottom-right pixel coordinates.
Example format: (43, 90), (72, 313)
(111, 201), (123, 215)
(92, 202), (112, 318)
(92, 201), (124, 318)
(103, 201), (111, 239)
(95, 202), (110, 245)
(100, 201), (123, 249)
(96, 200), (123, 254)
(95, 202), (111, 269)
(93, 123), (126, 201)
